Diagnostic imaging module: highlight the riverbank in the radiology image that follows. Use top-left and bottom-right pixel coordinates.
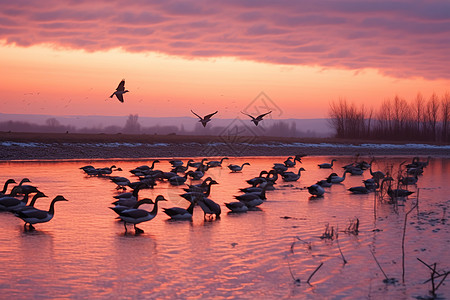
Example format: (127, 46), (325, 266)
(0, 132), (449, 160)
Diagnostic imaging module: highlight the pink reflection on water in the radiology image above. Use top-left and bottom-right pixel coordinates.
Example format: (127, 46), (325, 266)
(0, 156), (448, 299)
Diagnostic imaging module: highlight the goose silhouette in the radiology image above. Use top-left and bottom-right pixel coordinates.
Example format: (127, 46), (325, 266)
(191, 110), (218, 127)
(241, 111), (272, 126)
(110, 79), (129, 103)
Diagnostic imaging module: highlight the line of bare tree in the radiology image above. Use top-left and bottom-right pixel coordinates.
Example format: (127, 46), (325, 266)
(328, 92), (450, 142)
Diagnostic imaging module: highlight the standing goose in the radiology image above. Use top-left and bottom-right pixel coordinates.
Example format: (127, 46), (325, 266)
(191, 110), (218, 127)
(228, 163), (250, 172)
(197, 197), (221, 220)
(110, 79), (129, 103)
(14, 195), (68, 231)
(318, 159), (337, 169)
(118, 195), (167, 234)
(241, 111), (272, 126)
(0, 179), (16, 197)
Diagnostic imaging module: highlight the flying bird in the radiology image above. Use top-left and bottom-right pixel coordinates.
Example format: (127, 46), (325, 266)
(241, 111), (272, 126)
(191, 110), (218, 127)
(110, 79), (129, 103)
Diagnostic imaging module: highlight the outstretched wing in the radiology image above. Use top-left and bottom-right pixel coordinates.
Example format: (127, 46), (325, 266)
(116, 93), (124, 103)
(116, 80), (125, 92)
(204, 111), (218, 120)
(257, 111), (272, 119)
(241, 111), (256, 120)
(191, 110), (202, 120)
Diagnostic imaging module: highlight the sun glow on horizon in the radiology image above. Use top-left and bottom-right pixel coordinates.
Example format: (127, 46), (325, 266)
(1, 41), (449, 120)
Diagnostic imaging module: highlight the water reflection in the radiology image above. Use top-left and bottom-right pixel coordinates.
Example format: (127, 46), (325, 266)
(0, 156), (448, 298)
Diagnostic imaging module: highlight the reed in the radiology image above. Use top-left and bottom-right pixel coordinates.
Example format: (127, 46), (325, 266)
(402, 189), (419, 284)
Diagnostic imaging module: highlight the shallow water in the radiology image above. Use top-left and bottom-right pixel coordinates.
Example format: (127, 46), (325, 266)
(0, 156), (448, 299)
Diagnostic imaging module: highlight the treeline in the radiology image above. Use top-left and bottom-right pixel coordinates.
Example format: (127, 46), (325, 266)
(328, 93), (450, 142)
(0, 114), (320, 138)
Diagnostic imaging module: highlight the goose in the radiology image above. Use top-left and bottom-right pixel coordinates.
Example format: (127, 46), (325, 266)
(110, 197), (154, 216)
(348, 186), (370, 194)
(184, 177), (214, 193)
(129, 160), (160, 175)
(112, 183), (148, 207)
(400, 175), (418, 185)
(11, 192), (48, 213)
(188, 158), (208, 169)
(281, 167), (306, 182)
(168, 173), (190, 186)
(196, 197), (221, 220)
(225, 201), (248, 213)
(0, 187), (39, 211)
(284, 155), (302, 168)
(186, 170), (205, 181)
(307, 184), (325, 197)
(316, 178), (333, 188)
(163, 200), (196, 220)
(110, 176), (131, 190)
(241, 111), (272, 126)
(369, 159), (386, 181)
(170, 159), (192, 168)
(110, 79), (129, 103)
(14, 195), (68, 231)
(318, 159), (337, 169)
(180, 180), (218, 202)
(382, 177), (415, 200)
(0, 179), (16, 197)
(228, 163), (250, 172)
(363, 178), (379, 191)
(344, 165), (364, 175)
(234, 185), (267, 202)
(406, 156), (431, 169)
(272, 163), (288, 173)
(246, 170), (269, 186)
(118, 195), (167, 234)
(207, 157), (229, 168)
(191, 110), (218, 127)
(328, 170), (350, 184)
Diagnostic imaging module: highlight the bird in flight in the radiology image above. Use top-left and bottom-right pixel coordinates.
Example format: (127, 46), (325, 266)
(241, 111), (272, 126)
(110, 79), (129, 103)
(191, 110), (218, 127)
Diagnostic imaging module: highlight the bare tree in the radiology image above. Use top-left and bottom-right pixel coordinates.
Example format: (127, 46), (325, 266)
(426, 93), (440, 141)
(441, 93), (450, 142)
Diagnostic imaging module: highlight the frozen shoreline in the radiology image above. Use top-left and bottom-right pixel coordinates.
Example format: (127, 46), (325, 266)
(1, 140), (449, 160)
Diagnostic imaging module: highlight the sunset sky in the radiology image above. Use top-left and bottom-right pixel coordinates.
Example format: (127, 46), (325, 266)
(1, 0), (449, 119)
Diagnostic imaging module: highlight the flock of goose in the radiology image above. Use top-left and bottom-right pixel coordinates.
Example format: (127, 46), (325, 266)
(0, 155), (428, 233)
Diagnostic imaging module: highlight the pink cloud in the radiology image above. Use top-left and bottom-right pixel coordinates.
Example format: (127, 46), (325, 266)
(1, 0), (449, 79)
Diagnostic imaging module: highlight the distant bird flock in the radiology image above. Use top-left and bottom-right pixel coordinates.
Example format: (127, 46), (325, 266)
(0, 155), (428, 234)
